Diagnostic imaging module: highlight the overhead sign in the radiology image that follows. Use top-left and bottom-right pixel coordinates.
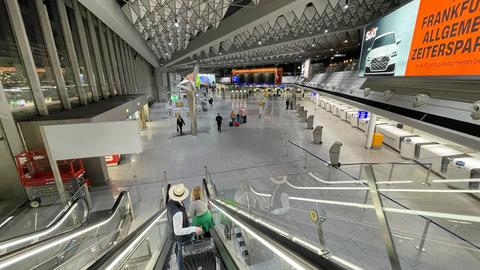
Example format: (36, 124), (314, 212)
(359, 0), (480, 77)
(358, 111), (369, 119)
(171, 95), (179, 102)
(41, 121), (142, 160)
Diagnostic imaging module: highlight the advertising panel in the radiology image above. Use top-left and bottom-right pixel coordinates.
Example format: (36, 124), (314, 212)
(359, 0), (420, 76)
(359, 0), (480, 77)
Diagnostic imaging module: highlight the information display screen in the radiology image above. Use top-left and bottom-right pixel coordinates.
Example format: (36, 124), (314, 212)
(359, 0), (480, 77)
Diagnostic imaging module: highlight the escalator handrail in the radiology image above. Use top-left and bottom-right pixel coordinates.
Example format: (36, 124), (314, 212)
(86, 207), (168, 270)
(0, 191), (130, 268)
(211, 199), (345, 270)
(0, 197), (89, 254)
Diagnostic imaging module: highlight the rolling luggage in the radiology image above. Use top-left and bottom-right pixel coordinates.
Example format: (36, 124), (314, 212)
(229, 121), (233, 127)
(234, 121), (240, 126)
(182, 238), (216, 270)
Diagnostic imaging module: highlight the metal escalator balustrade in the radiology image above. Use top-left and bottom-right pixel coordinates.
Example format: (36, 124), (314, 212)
(0, 184), (91, 255)
(0, 191), (133, 270)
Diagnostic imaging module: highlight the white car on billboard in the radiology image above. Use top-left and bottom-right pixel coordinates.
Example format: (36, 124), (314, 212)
(364, 32), (401, 76)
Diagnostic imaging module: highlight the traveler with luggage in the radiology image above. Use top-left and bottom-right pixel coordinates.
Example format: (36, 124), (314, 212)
(236, 112), (242, 124)
(189, 186), (214, 237)
(167, 184), (203, 270)
(215, 113), (223, 132)
(230, 110), (236, 124)
(177, 115), (186, 134)
(239, 107), (247, 123)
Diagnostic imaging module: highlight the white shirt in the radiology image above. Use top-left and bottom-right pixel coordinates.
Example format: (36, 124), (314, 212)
(172, 212), (197, 236)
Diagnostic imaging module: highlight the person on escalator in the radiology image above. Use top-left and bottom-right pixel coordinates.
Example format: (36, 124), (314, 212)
(167, 183), (203, 270)
(189, 186), (214, 238)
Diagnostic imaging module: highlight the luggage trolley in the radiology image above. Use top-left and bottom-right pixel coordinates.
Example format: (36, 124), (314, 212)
(15, 149), (90, 208)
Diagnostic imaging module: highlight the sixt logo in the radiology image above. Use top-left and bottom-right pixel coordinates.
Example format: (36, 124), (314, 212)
(365, 26), (378, 41)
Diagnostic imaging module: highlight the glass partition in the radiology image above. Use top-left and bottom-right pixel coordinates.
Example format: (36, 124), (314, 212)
(207, 145), (480, 270)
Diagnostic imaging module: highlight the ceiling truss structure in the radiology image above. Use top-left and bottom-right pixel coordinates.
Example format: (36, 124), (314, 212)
(121, 0), (405, 71)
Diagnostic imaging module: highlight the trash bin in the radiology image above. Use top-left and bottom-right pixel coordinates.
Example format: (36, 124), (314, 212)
(306, 115), (314, 129)
(329, 141), (343, 167)
(313, 126), (323, 144)
(301, 110), (308, 122)
(372, 133), (384, 149)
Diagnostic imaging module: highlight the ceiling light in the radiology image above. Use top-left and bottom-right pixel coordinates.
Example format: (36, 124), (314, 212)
(344, 0), (349, 9)
(258, 41), (262, 45)
(344, 40), (348, 43)
(312, 43), (315, 47)
(324, 29), (328, 33)
(330, 48), (333, 51)
(168, 42), (172, 46)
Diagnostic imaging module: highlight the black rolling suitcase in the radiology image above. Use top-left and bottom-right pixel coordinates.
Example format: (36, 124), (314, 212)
(182, 238), (216, 270)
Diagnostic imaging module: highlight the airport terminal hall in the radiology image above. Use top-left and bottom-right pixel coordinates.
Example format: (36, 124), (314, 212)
(2, 0), (480, 269)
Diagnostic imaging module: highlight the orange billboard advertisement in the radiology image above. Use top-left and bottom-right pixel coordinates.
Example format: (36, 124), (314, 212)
(405, 0), (480, 76)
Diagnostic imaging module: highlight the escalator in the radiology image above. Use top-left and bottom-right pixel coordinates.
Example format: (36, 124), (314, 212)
(85, 179), (344, 270)
(0, 179), (347, 270)
(0, 191), (133, 269)
(0, 184), (92, 254)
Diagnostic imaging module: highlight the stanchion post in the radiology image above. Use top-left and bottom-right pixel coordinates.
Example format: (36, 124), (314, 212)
(162, 170), (167, 207)
(304, 152), (308, 169)
(387, 163), (395, 184)
(422, 164), (432, 186)
(416, 219), (431, 253)
(358, 163), (364, 184)
(133, 174), (141, 202)
(365, 165), (401, 270)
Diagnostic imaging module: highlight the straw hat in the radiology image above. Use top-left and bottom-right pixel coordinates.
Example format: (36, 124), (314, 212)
(169, 183), (189, 202)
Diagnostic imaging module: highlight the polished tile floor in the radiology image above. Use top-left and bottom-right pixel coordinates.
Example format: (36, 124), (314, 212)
(99, 93), (479, 269)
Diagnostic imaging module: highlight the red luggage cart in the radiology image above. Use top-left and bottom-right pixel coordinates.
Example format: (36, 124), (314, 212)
(15, 149), (91, 207)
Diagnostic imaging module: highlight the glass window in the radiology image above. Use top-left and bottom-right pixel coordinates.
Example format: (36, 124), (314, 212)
(44, 0), (79, 106)
(0, 1), (36, 119)
(65, 4), (92, 102)
(18, 0), (62, 112)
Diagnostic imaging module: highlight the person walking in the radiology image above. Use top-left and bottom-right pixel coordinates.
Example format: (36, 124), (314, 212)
(215, 113), (223, 132)
(239, 107), (247, 123)
(166, 184), (203, 270)
(286, 99), (290, 110)
(230, 110), (236, 124)
(177, 115), (186, 134)
(208, 97), (213, 107)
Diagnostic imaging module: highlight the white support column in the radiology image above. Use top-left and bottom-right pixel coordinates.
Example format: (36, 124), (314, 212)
(5, 0), (48, 115)
(113, 34), (127, 95)
(34, 0), (71, 110)
(86, 11), (108, 99)
(57, 0), (88, 105)
(106, 29), (122, 95)
(121, 41), (133, 94)
(98, 22), (116, 96)
(129, 48), (138, 93)
(365, 113), (377, 149)
(72, 0), (99, 102)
